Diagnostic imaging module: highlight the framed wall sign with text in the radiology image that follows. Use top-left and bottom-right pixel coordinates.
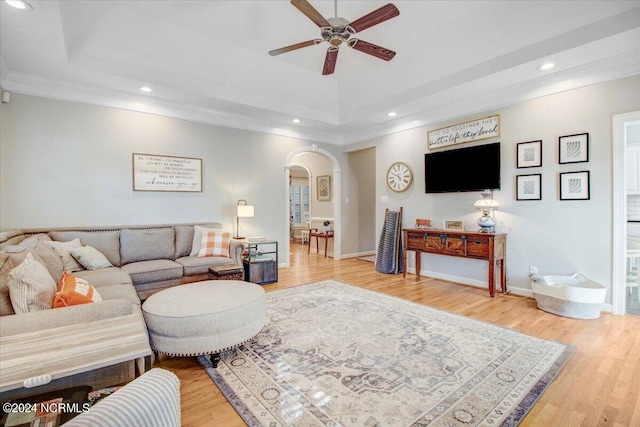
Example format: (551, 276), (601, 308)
(428, 115), (500, 149)
(133, 153), (202, 192)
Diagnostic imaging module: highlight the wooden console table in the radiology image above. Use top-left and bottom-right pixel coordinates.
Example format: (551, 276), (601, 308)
(402, 228), (507, 297)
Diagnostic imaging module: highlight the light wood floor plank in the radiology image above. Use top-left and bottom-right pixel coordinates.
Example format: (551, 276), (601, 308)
(156, 243), (640, 426)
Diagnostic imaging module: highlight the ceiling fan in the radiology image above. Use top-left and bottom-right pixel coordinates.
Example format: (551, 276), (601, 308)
(269, 0), (399, 75)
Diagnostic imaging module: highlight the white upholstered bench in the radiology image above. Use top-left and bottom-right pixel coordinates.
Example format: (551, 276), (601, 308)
(141, 280), (266, 364)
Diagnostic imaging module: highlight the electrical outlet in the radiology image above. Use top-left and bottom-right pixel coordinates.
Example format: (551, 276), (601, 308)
(529, 266), (539, 275)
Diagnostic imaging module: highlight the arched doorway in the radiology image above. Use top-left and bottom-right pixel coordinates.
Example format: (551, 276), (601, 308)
(284, 145), (341, 267)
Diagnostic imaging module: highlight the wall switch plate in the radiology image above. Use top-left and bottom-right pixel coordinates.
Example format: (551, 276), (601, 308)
(380, 196), (389, 203)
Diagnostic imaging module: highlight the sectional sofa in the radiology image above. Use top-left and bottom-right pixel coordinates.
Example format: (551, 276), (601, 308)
(0, 222), (243, 400)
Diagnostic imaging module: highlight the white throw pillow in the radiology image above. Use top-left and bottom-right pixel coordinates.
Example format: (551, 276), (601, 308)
(7, 252), (57, 313)
(70, 246), (113, 271)
(189, 225), (223, 256)
(43, 238), (84, 272)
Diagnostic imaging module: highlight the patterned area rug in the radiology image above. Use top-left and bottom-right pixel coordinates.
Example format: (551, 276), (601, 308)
(200, 281), (572, 426)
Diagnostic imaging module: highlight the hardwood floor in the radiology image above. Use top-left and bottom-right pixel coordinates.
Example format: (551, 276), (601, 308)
(156, 243), (640, 426)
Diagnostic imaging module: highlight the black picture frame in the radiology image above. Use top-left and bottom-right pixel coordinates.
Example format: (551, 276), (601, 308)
(516, 140), (542, 168)
(559, 133), (589, 164)
(516, 174), (542, 200)
(559, 171), (590, 200)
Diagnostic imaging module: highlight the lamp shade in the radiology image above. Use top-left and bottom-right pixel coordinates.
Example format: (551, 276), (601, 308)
(237, 204), (254, 218)
(474, 190), (499, 211)
(473, 198), (499, 211)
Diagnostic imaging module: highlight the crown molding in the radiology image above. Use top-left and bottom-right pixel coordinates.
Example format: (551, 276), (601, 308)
(1, 53), (638, 149)
(340, 52), (640, 148)
(0, 71), (342, 145)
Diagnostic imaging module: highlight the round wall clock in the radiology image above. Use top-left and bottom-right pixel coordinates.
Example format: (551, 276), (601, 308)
(386, 162), (413, 192)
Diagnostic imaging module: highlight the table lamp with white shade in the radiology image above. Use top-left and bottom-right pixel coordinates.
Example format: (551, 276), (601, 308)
(473, 190), (499, 233)
(235, 199), (254, 239)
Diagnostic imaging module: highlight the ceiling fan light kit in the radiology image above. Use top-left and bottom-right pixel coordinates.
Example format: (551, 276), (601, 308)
(269, 0), (399, 75)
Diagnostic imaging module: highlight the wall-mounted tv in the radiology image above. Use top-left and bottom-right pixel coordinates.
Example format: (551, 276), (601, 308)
(424, 142), (501, 193)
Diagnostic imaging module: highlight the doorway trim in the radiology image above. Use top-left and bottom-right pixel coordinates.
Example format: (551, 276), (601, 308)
(284, 145), (342, 267)
(612, 111), (640, 315)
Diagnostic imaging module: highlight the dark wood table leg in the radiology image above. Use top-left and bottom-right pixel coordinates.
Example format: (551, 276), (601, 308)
(488, 256), (496, 297)
(499, 259), (506, 293)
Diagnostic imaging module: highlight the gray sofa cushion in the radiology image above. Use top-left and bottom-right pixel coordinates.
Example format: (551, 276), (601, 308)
(133, 279), (183, 301)
(0, 299), (134, 336)
(176, 256), (235, 276)
(74, 268), (139, 305)
(174, 226), (194, 259)
(49, 231), (121, 267)
(92, 284), (141, 306)
(121, 228), (175, 265)
(121, 260), (183, 285)
(75, 267), (132, 288)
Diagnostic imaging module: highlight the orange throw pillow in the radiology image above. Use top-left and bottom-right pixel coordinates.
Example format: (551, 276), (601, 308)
(53, 272), (102, 308)
(197, 231), (231, 258)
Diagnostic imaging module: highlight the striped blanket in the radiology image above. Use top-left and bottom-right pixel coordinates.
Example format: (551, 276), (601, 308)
(375, 210), (403, 274)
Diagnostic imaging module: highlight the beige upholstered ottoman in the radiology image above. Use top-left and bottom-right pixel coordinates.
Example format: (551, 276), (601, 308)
(142, 280), (266, 363)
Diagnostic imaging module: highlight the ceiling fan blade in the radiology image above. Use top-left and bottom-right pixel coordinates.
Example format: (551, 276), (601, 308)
(348, 3), (399, 33)
(348, 39), (396, 61)
(269, 39), (321, 56)
(322, 46), (339, 75)
(291, 0), (331, 28)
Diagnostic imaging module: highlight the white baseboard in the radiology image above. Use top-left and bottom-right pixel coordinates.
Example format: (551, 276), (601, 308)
(408, 267), (614, 313)
(341, 251), (376, 259)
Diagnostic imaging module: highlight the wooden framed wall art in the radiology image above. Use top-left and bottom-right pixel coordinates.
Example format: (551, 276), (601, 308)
(133, 153), (202, 192)
(317, 175), (331, 201)
(428, 114), (500, 149)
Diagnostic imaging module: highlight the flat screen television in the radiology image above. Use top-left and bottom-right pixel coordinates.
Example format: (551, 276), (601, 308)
(424, 142), (501, 193)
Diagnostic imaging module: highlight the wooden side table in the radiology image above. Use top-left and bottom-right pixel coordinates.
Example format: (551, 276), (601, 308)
(308, 230), (334, 258)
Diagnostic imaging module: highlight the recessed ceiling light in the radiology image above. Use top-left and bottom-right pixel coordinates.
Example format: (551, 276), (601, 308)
(292, 118), (300, 123)
(5, 0), (31, 10)
(387, 112), (397, 117)
(537, 62), (555, 71)
(138, 86), (153, 93)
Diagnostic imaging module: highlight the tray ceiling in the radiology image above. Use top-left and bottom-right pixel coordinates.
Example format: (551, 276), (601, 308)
(1, 0), (639, 145)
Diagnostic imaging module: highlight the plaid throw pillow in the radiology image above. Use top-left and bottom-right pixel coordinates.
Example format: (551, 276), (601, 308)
(197, 231), (231, 258)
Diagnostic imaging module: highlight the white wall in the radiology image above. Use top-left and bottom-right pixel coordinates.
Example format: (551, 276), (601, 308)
(0, 94), (343, 263)
(345, 148), (376, 256)
(346, 75), (640, 301)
